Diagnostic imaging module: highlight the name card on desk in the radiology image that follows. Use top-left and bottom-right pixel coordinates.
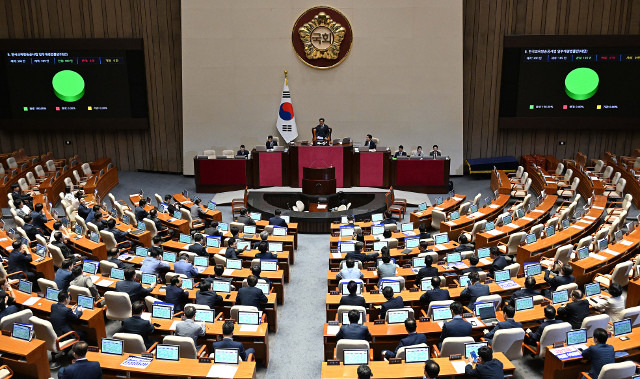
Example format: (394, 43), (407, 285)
(223, 269), (235, 276)
(496, 280), (520, 290)
(120, 356), (153, 369)
(620, 240), (634, 246)
(601, 249), (620, 256)
(488, 204), (500, 209)
(331, 253), (342, 259)
(240, 324), (259, 332)
(22, 297), (40, 306)
(469, 212), (484, 218)
(327, 325), (340, 335)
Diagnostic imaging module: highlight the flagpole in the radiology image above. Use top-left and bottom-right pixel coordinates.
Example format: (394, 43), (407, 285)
(284, 70), (288, 86)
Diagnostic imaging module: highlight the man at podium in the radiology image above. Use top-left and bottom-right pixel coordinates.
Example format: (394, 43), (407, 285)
(315, 118), (329, 140)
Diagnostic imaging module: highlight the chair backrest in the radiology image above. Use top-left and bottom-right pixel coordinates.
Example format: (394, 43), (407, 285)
(337, 305), (367, 323)
(37, 278), (58, 292)
(112, 333), (147, 354)
(68, 285), (92, 303)
(610, 171), (621, 185)
(165, 272), (187, 283)
(538, 322), (572, 356)
(506, 232), (525, 254)
(34, 165), (46, 178)
(230, 222), (244, 232)
(47, 244), (65, 268)
(440, 337), (475, 357)
(580, 314), (610, 338)
(431, 210), (446, 229)
(396, 343), (429, 360)
(124, 211), (137, 226)
(81, 163), (92, 177)
(491, 328), (525, 360)
(610, 261), (633, 287)
(594, 160), (604, 172)
(545, 217), (558, 230)
(514, 166), (523, 178)
(104, 292), (132, 320)
(504, 263), (520, 277)
(621, 306), (640, 327)
(230, 305), (259, 320)
(556, 283), (578, 292)
(475, 294), (502, 311)
(571, 177), (580, 190)
(72, 170), (82, 183)
(472, 193), (481, 206)
(295, 200), (305, 212)
(426, 300), (454, 319)
(203, 149), (216, 158)
(553, 245), (573, 269)
(459, 202), (471, 215)
(576, 236), (592, 250)
(29, 316), (61, 353)
(336, 339), (370, 362)
(530, 224), (543, 238)
(6, 157), (17, 169)
(616, 178), (626, 193)
(143, 218), (157, 238)
(86, 222), (99, 235)
(381, 276), (405, 291)
(46, 160), (56, 171)
(180, 208), (194, 227)
(554, 163), (564, 176)
(155, 193), (164, 206)
(469, 220), (486, 242)
(601, 165), (613, 179)
(99, 260), (118, 276)
(596, 361), (637, 379)
(163, 335), (198, 358)
(213, 254), (227, 266)
(222, 149), (235, 158)
(0, 309), (33, 332)
(383, 223), (398, 233)
(17, 178), (28, 192)
(520, 171), (529, 183)
(99, 230), (118, 250)
(144, 295), (160, 312)
(74, 215), (87, 233)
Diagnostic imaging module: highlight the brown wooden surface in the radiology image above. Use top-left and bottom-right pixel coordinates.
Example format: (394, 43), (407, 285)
(0, 335), (51, 379)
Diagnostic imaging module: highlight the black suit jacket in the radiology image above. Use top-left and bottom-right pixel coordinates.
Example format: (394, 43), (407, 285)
(544, 270), (575, 292)
(464, 359), (504, 379)
(266, 141), (277, 149)
(345, 251), (379, 262)
(196, 290), (223, 309)
(365, 140), (377, 149)
(255, 251), (277, 260)
(107, 227), (128, 244)
(268, 216), (287, 227)
(490, 255), (509, 276)
(441, 316), (472, 340)
(559, 299), (590, 329)
(336, 323), (372, 341)
(315, 124), (329, 138)
(134, 206), (149, 223)
(415, 266), (439, 283)
(23, 223), (39, 241)
(8, 250), (32, 276)
(121, 315), (155, 347)
(510, 288), (541, 304)
(394, 151), (407, 158)
(419, 288), (450, 307)
(237, 150), (249, 157)
(236, 215), (255, 226)
(188, 243), (208, 257)
(52, 241), (74, 259)
(225, 247), (239, 259)
(429, 151), (442, 157)
(339, 294), (366, 307)
(212, 338), (250, 361)
(58, 359), (102, 379)
(78, 204), (91, 220)
(461, 266), (482, 275)
(236, 286), (268, 309)
(380, 296), (404, 319)
(460, 283), (490, 308)
(165, 285), (189, 312)
(115, 280), (152, 304)
(582, 343), (615, 378)
(50, 302), (82, 336)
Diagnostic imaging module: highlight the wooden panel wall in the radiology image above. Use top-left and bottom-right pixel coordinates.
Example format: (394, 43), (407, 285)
(0, 0), (182, 172)
(463, 0), (640, 162)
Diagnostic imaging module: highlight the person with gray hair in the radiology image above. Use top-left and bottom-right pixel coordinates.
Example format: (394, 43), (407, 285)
(253, 230), (270, 249)
(175, 306), (206, 346)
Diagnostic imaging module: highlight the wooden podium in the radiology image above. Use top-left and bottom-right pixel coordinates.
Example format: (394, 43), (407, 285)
(302, 167), (336, 195)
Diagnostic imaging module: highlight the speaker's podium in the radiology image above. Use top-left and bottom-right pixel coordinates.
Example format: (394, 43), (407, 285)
(302, 167), (336, 195)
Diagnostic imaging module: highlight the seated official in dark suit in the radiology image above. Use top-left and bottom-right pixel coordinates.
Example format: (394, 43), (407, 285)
(225, 237), (248, 259)
(382, 318), (427, 359)
(105, 219), (131, 249)
(148, 209), (169, 235)
(134, 198), (150, 223)
(266, 135), (277, 149)
(380, 286), (404, 319)
(418, 224), (431, 240)
(415, 255), (439, 283)
(364, 134), (377, 150)
(524, 305), (562, 346)
(336, 309), (372, 341)
(236, 208), (256, 226)
(30, 203), (48, 232)
(204, 221), (223, 238)
(237, 144), (250, 157)
(255, 241), (277, 260)
(84, 204), (102, 226)
(89, 212), (108, 231)
(252, 231), (269, 250)
(454, 234), (474, 252)
(7, 240), (35, 283)
(464, 346), (504, 379)
(484, 304), (522, 342)
(460, 272), (490, 310)
(54, 260), (74, 292)
(107, 248), (134, 270)
(11, 184), (33, 206)
(394, 145), (408, 158)
(57, 341), (102, 379)
(236, 275), (268, 310)
(213, 321), (255, 361)
(268, 209), (288, 227)
(78, 199), (91, 220)
(250, 265), (272, 289)
(489, 247), (508, 277)
(115, 267), (157, 303)
(22, 215), (39, 241)
(196, 280), (223, 309)
(52, 232), (77, 261)
(315, 118), (330, 140)
(164, 195), (178, 215)
(440, 302), (472, 342)
(345, 241), (379, 263)
(381, 210), (396, 225)
(459, 255), (482, 275)
(188, 233), (208, 257)
(558, 289), (590, 329)
(429, 145), (442, 158)
(121, 301), (156, 348)
(165, 277), (189, 312)
(419, 276), (450, 308)
(580, 328), (615, 379)
(424, 360), (441, 379)
(543, 261), (575, 297)
(509, 276), (540, 305)
(51, 291), (85, 341)
(339, 280), (366, 307)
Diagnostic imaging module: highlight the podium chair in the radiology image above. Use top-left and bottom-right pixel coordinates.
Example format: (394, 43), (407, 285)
(312, 127), (332, 144)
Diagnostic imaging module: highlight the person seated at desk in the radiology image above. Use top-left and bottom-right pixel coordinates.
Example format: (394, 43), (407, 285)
(11, 184), (33, 207)
(175, 306), (206, 346)
(593, 283), (625, 326)
(381, 210), (396, 225)
(579, 328), (615, 379)
(413, 146), (424, 158)
(394, 145), (408, 158)
(420, 276), (450, 308)
(269, 209), (288, 227)
(207, 265), (235, 288)
(51, 291), (85, 341)
(204, 221), (223, 238)
(50, 221), (70, 242)
(236, 275), (268, 310)
(116, 267), (157, 303)
(237, 144), (250, 157)
(488, 247), (508, 277)
(415, 255), (439, 283)
(460, 255), (482, 275)
(151, 235), (164, 251)
(22, 215), (40, 241)
(134, 198), (149, 223)
(188, 233), (207, 257)
(266, 135), (278, 149)
(174, 253), (199, 278)
(163, 194), (178, 215)
(377, 253), (398, 281)
(558, 289), (590, 329)
(236, 208), (256, 226)
(89, 212), (108, 231)
(7, 240), (36, 284)
(229, 226), (241, 240)
(357, 365), (372, 379)
(424, 360), (441, 379)
(30, 203), (47, 233)
(251, 265), (272, 288)
(454, 234), (474, 252)
(140, 247), (171, 278)
(52, 232), (78, 262)
(429, 145), (442, 158)
(255, 241), (277, 260)
(382, 317), (427, 359)
(440, 302), (472, 343)
(379, 286), (404, 319)
(315, 118), (330, 141)
(464, 346), (504, 379)
(0, 278), (19, 320)
(524, 305), (561, 346)
(418, 223), (431, 239)
(69, 264), (99, 299)
(364, 134), (376, 150)
(57, 341), (102, 379)
(484, 304), (522, 342)
(509, 276), (540, 305)
(339, 280), (366, 307)
(225, 237), (248, 259)
(336, 309), (372, 341)
(105, 219), (132, 250)
(213, 321), (255, 361)
(461, 271), (490, 310)
(14, 199), (31, 219)
(195, 280), (223, 309)
(107, 248), (134, 270)
(54, 260), (74, 292)
(345, 241), (379, 263)
(543, 261), (575, 297)
(121, 301), (155, 349)
(337, 258), (364, 280)
(417, 240), (434, 256)
(252, 231), (270, 250)
(166, 276), (189, 312)
(148, 209), (170, 237)
(77, 197), (91, 220)
(190, 198), (206, 221)
(84, 204), (102, 226)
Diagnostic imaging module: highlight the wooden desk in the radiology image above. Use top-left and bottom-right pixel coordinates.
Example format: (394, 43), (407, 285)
(320, 353), (515, 378)
(526, 164), (558, 195)
(172, 193), (223, 223)
(606, 158), (640, 208)
(627, 277), (640, 307)
(490, 169), (511, 195)
(194, 157), (252, 193)
(0, 335), (51, 379)
(327, 243), (461, 269)
(439, 194), (509, 241)
(86, 351), (256, 378)
(83, 165), (119, 201)
(409, 194), (466, 229)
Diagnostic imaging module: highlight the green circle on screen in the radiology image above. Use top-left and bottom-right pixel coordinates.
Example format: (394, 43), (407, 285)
(52, 70), (85, 102)
(564, 67), (599, 101)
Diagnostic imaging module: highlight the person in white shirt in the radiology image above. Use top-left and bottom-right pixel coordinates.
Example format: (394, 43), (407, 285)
(594, 283), (625, 329)
(337, 258), (364, 280)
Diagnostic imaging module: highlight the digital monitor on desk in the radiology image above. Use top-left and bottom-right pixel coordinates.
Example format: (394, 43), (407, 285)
(272, 227), (287, 236)
(474, 302), (495, 317)
(214, 348), (239, 365)
(212, 280), (231, 293)
(156, 344), (180, 361)
(373, 241), (388, 251)
(412, 257), (426, 268)
(45, 287), (60, 302)
(387, 309), (410, 324)
(566, 329), (587, 346)
(136, 246), (148, 257)
(141, 273), (157, 286)
(515, 296), (534, 311)
(243, 225), (256, 235)
(613, 319), (632, 337)
(526, 233), (537, 244)
(405, 346), (430, 363)
(585, 282), (601, 297)
(179, 234), (191, 243)
(101, 338), (123, 355)
(342, 311), (364, 325)
(260, 259), (278, 272)
(77, 295), (94, 310)
(420, 279), (433, 291)
(433, 233), (448, 245)
(371, 213), (383, 223)
(269, 242), (283, 252)
(17, 280), (32, 294)
(524, 263), (541, 277)
(340, 228), (354, 237)
(110, 267), (125, 280)
(477, 247), (490, 258)
(418, 202), (427, 211)
(380, 280), (400, 294)
(194, 309), (215, 323)
(206, 236), (221, 248)
(431, 306), (453, 321)
(238, 311), (260, 325)
(405, 237), (419, 249)
(494, 269), (510, 282)
(464, 342), (488, 359)
(226, 259), (242, 270)
(446, 252), (462, 263)
(371, 225), (384, 235)
(82, 261), (98, 275)
(552, 290), (570, 304)
(401, 222), (414, 232)
(152, 303), (174, 320)
(339, 242), (355, 253)
(343, 349), (369, 366)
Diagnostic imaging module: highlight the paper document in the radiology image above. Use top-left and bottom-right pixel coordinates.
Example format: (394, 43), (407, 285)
(95, 279), (114, 287)
(207, 364), (238, 379)
(469, 212), (484, 218)
(223, 269), (235, 276)
(521, 217), (534, 221)
(120, 356), (153, 369)
(434, 244), (446, 250)
(620, 240), (634, 246)
(480, 258), (492, 265)
(453, 197), (463, 201)
(589, 254), (607, 261)
(488, 204), (500, 209)
(327, 325), (340, 335)
(331, 253), (343, 259)
(317, 204), (327, 209)
(450, 360), (468, 374)
(22, 297), (39, 306)
(602, 249), (620, 256)
(487, 229), (503, 236)
(240, 324), (259, 332)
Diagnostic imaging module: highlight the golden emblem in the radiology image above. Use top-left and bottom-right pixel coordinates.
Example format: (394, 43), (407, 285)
(298, 12), (346, 60)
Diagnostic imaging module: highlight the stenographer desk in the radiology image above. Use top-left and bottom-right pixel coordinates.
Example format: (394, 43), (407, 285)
(194, 156), (253, 193)
(390, 157), (450, 193)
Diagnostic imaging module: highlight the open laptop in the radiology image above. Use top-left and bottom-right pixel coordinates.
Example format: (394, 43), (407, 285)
(613, 319), (632, 338)
(339, 242), (355, 253)
(433, 233), (448, 245)
(494, 269), (510, 282)
(552, 289), (570, 305)
(194, 256), (209, 273)
(156, 344), (180, 361)
(524, 263), (542, 277)
(11, 323), (33, 342)
(477, 247), (490, 259)
(405, 346), (430, 363)
(373, 241), (388, 251)
(343, 349), (369, 366)
(260, 259), (278, 272)
(212, 280), (231, 293)
(194, 309), (215, 323)
(405, 237), (419, 249)
(101, 338), (123, 355)
(380, 280), (401, 294)
(243, 225), (256, 238)
(371, 213), (384, 223)
(238, 311), (261, 325)
(476, 302), (498, 324)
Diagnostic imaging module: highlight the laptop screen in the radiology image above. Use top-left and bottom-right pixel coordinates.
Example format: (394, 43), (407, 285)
(137, 221), (146, 231)
(585, 283), (601, 297)
(136, 246), (148, 257)
(18, 280), (32, 294)
(34, 244), (46, 257)
(110, 268), (125, 280)
(387, 309), (409, 324)
(340, 215), (349, 224)
(45, 287), (60, 302)
(494, 269), (510, 282)
(552, 290), (569, 304)
(598, 238), (608, 251)
(101, 338), (123, 355)
(89, 232), (100, 243)
(194, 309), (215, 323)
(207, 201), (216, 211)
(526, 234), (537, 244)
(371, 225), (384, 235)
(141, 273), (157, 285)
(342, 311), (364, 325)
(272, 227), (287, 236)
(243, 225), (256, 235)
(503, 215), (512, 225)
(339, 242), (355, 253)
(206, 236), (221, 248)
(74, 224), (83, 235)
(420, 279), (434, 291)
(181, 278), (194, 290)
(517, 208), (525, 219)
(412, 257), (426, 268)
(405, 237), (419, 249)
(464, 342), (489, 359)
(162, 252), (177, 262)
(260, 259), (278, 272)
(477, 247), (490, 258)
(343, 349), (369, 365)
(236, 241), (250, 251)
(459, 275), (470, 287)
(613, 319), (632, 337)
(226, 258), (242, 270)
(340, 282), (363, 295)
(12, 323), (32, 341)
(562, 218), (570, 229)
(546, 226), (555, 237)
(474, 302), (495, 317)
(401, 223), (414, 232)
(173, 211), (181, 219)
(615, 229), (623, 242)
(269, 242), (283, 252)
(371, 213), (384, 223)
(470, 204), (479, 213)
(380, 280), (400, 294)
(179, 234), (191, 243)
(485, 221), (495, 231)
(249, 213), (261, 221)
(194, 256), (208, 267)
(373, 241), (388, 251)
(435, 197), (443, 205)
(218, 223), (229, 232)
(214, 348), (239, 364)
(156, 344), (180, 361)
(418, 202), (427, 211)
(77, 295), (94, 310)
(447, 252), (462, 263)
(566, 329), (587, 346)
(524, 263), (542, 277)
(281, 215), (290, 224)
(450, 211), (460, 220)
(212, 280), (231, 293)
(82, 261), (98, 275)
(340, 227), (354, 237)
(515, 296), (534, 311)
(158, 203), (167, 213)
(577, 246), (589, 260)
(431, 306), (453, 321)
(405, 347), (430, 364)
(152, 303), (174, 320)
(434, 233), (449, 244)
(238, 311), (260, 325)
(256, 282), (270, 295)
(478, 306), (496, 321)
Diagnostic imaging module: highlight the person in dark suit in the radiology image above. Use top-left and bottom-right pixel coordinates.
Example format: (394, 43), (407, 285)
(266, 135), (277, 149)
(163, 195), (178, 215)
(381, 210), (396, 225)
(268, 209), (288, 227)
(134, 199), (149, 223)
(250, 265), (272, 289)
(237, 144), (250, 157)
(429, 145), (442, 158)
(524, 305), (562, 346)
(251, 231), (269, 250)
(30, 203), (47, 233)
(255, 241), (277, 260)
(339, 280), (366, 307)
(460, 272), (490, 310)
(394, 145), (408, 158)
(165, 276), (189, 312)
(50, 291), (85, 341)
(415, 255), (439, 283)
(489, 247), (508, 277)
(460, 255), (482, 275)
(22, 215), (39, 241)
(212, 321), (255, 361)
(207, 265), (235, 289)
(7, 240), (36, 283)
(204, 221), (223, 238)
(107, 248), (134, 270)
(236, 275), (268, 310)
(148, 209), (169, 236)
(84, 205), (102, 226)
(52, 232), (76, 261)
(440, 302), (472, 342)
(424, 360), (441, 379)
(195, 280), (223, 309)
(188, 234), (208, 257)
(345, 241), (379, 263)
(90, 212), (108, 231)
(174, 253), (199, 278)
(364, 134), (377, 150)
(105, 219), (130, 249)
(77, 198), (91, 220)
(509, 276), (540, 305)
(464, 346), (504, 379)
(315, 118), (330, 140)
(54, 260), (74, 292)
(558, 289), (590, 329)
(121, 301), (155, 349)
(115, 267), (157, 303)
(419, 276), (450, 308)
(454, 234), (474, 252)
(336, 309), (372, 341)
(225, 237), (247, 259)
(543, 261), (575, 297)
(236, 208), (256, 226)
(417, 224), (431, 240)
(484, 304), (523, 342)
(382, 318), (427, 359)
(57, 341), (102, 379)
(11, 184), (33, 207)
(580, 328), (615, 379)
(379, 286), (404, 319)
